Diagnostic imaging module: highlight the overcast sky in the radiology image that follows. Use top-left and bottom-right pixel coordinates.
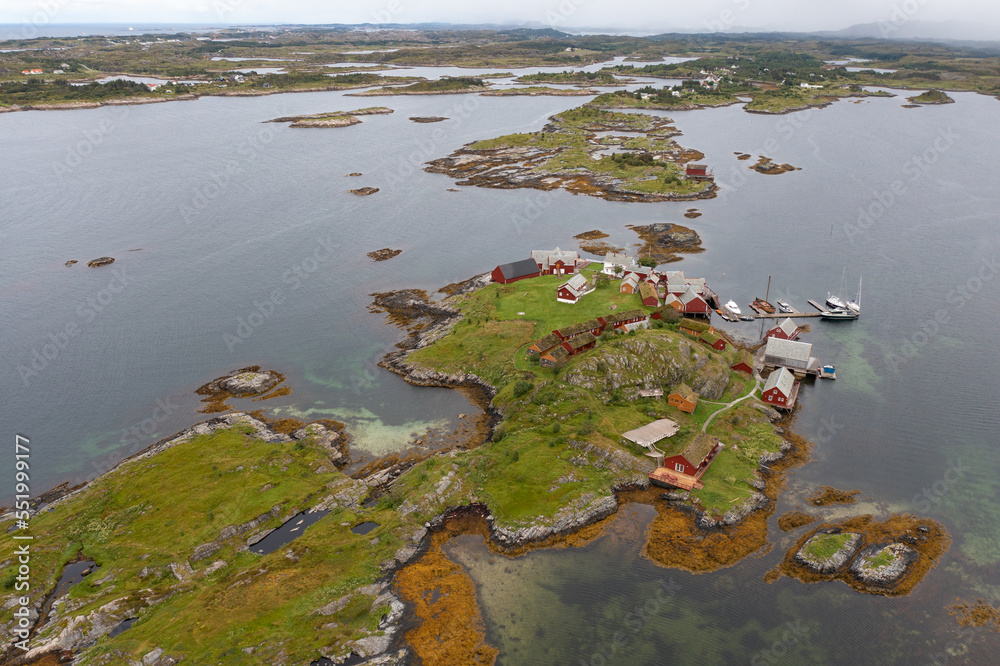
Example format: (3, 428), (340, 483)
(5, 0), (1000, 35)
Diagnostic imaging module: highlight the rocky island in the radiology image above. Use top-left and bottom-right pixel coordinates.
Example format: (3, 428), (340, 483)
(266, 107), (393, 128)
(768, 514), (950, 595)
(907, 89), (956, 105)
(425, 106), (716, 202)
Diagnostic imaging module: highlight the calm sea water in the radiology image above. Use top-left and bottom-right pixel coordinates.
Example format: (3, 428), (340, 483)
(2, 76), (999, 663)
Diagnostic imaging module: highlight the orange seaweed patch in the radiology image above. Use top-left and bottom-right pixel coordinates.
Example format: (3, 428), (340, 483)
(396, 526), (499, 666)
(768, 514), (951, 596)
(252, 386), (292, 401)
(624, 486), (773, 572)
(950, 599), (1000, 632)
(778, 511), (817, 532)
(807, 486), (860, 506)
(624, 426), (811, 573)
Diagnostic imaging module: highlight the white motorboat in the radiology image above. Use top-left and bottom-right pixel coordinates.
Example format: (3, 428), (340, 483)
(777, 301), (793, 313)
(725, 300), (741, 315)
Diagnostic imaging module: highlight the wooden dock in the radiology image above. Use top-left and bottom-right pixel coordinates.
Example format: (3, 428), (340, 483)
(740, 309), (823, 319)
(807, 299), (831, 313)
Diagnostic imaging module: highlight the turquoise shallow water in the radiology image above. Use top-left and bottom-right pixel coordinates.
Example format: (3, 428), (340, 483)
(2, 79), (999, 663)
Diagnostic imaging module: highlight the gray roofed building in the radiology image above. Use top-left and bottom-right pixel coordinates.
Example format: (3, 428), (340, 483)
(493, 257), (541, 283)
(532, 247), (580, 272)
(763, 337), (820, 372)
(557, 273), (591, 303)
(763, 366), (796, 396)
(680, 286), (704, 305)
(621, 418), (680, 448)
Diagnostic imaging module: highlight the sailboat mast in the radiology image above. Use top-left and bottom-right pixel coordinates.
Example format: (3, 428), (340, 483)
(765, 275), (771, 303)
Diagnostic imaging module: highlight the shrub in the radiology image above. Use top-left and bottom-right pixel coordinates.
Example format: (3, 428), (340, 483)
(552, 423), (561, 434)
(578, 421), (595, 436)
(638, 256), (657, 268)
(512, 380), (534, 398)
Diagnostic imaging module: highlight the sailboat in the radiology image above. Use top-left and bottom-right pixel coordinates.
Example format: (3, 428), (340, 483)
(847, 275), (862, 314)
(822, 277), (861, 321)
(826, 267), (848, 310)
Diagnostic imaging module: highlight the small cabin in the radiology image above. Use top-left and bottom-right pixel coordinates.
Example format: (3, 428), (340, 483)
(685, 164), (712, 180)
(667, 384), (699, 413)
(766, 317), (802, 341)
(557, 274), (590, 304)
(527, 332), (562, 356)
(639, 281), (660, 307)
(662, 433), (724, 477)
(620, 273), (640, 294)
(762, 367), (799, 410)
(731, 351), (754, 374)
(699, 331), (727, 351)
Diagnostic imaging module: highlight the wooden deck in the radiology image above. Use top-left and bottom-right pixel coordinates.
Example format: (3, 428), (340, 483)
(649, 467), (704, 491)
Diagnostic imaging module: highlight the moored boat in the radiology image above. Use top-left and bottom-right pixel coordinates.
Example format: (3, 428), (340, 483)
(752, 297), (776, 314)
(725, 300), (742, 315)
(777, 300), (793, 313)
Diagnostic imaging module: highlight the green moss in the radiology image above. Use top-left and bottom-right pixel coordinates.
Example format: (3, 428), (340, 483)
(804, 533), (852, 560)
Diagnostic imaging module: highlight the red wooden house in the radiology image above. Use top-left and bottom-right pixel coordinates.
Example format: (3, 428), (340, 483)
(599, 309), (647, 332)
(556, 274), (590, 304)
(639, 281), (660, 307)
(766, 317), (802, 341)
(699, 331), (727, 351)
(762, 367), (800, 410)
(532, 248), (580, 276)
(679, 287), (711, 315)
(492, 258), (540, 284)
(552, 319), (603, 342)
(731, 350), (754, 374)
(662, 433), (724, 477)
(685, 164), (712, 180)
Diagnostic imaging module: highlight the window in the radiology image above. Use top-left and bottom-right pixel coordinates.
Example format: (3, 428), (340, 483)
(675, 463), (685, 472)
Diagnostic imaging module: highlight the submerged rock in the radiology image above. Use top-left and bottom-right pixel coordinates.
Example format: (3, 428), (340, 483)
(86, 256), (115, 268)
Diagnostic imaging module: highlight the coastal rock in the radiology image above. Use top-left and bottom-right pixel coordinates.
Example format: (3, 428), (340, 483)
(490, 494), (618, 547)
(86, 256), (115, 268)
(849, 542), (918, 587)
(367, 248), (402, 262)
(794, 531), (863, 574)
(409, 116), (448, 122)
(219, 370), (282, 397)
(350, 187), (380, 196)
(291, 423), (343, 462)
(352, 636), (392, 659)
(65, 260), (78, 266)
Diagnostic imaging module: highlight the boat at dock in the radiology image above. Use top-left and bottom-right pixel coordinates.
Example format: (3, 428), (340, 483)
(819, 364), (837, 379)
(752, 297), (776, 314)
(725, 300), (741, 315)
(777, 300), (793, 313)
(821, 308), (859, 321)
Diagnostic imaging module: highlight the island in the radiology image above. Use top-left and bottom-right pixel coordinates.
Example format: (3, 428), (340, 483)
(266, 107), (393, 127)
(480, 86), (600, 97)
(347, 76), (490, 96)
(424, 106), (716, 202)
(1, 253), (953, 664)
(907, 89), (956, 105)
(512, 70), (628, 86)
